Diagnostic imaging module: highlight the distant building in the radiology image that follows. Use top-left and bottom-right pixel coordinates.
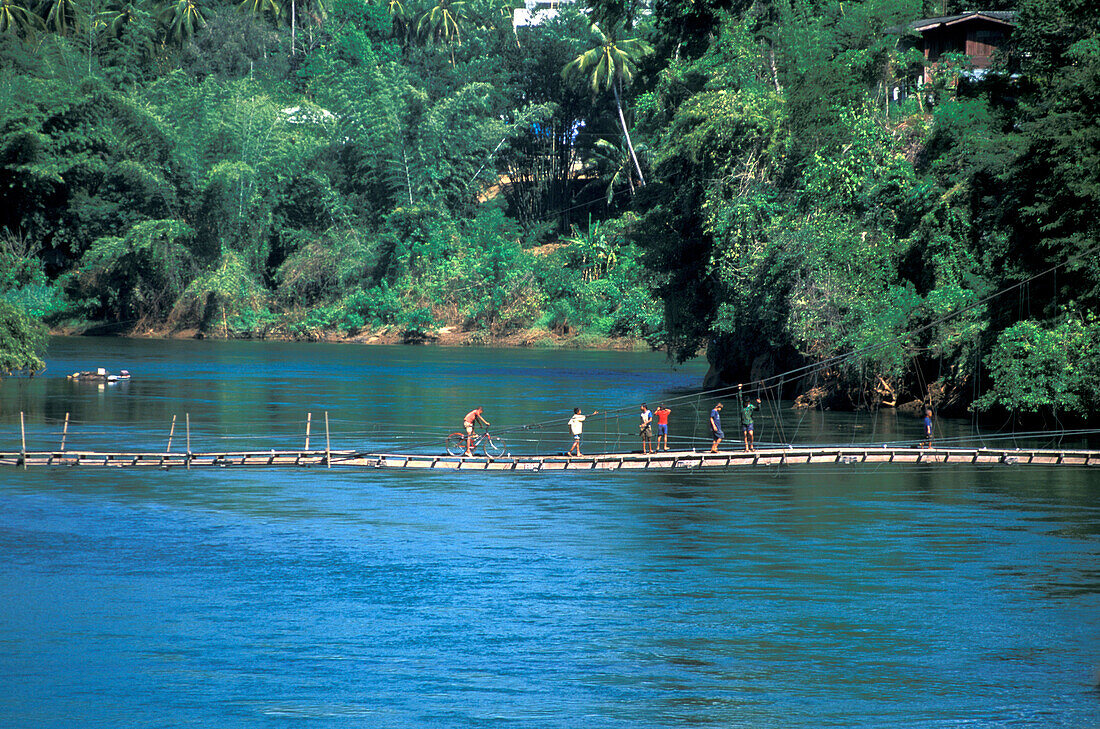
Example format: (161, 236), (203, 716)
(513, 0), (576, 27)
(908, 11), (1016, 83)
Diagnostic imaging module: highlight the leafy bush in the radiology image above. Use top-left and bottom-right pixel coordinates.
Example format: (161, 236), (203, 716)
(974, 314), (1100, 416)
(0, 300), (46, 375)
(170, 251), (270, 336)
(276, 232), (376, 307)
(69, 220), (197, 324)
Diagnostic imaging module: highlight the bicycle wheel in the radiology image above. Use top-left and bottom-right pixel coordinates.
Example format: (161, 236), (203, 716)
(446, 433), (467, 456)
(482, 435), (507, 458)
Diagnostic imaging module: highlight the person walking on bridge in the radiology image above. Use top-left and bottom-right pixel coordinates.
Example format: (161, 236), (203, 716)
(463, 406), (490, 457)
(639, 404), (653, 454)
(709, 402), (724, 452)
(654, 404), (671, 451)
(739, 384), (761, 452)
(567, 407), (598, 457)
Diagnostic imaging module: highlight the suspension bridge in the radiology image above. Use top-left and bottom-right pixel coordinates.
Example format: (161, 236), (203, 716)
(4, 443), (1097, 471)
(6, 244), (1100, 473)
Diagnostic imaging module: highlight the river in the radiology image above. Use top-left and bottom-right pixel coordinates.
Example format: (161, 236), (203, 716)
(1, 337), (1097, 727)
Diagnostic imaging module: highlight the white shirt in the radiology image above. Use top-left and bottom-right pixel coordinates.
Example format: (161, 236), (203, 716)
(640, 410), (652, 425)
(568, 414), (586, 435)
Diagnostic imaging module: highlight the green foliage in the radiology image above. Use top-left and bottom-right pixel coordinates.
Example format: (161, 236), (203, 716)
(1, 0), (43, 36)
(69, 219), (196, 323)
(974, 313), (1100, 416)
(170, 250), (270, 334)
(0, 299), (45, 374)
(159, 0), (209, 43)
(0, 0), (1097, 419)
(276, 230), (375, 306)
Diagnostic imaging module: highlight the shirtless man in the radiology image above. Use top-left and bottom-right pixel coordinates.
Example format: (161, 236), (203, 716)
(463, 406), (490, 457)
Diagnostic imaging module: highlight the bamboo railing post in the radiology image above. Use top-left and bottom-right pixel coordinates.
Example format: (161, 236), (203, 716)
(186, 413), (191, 470)
(167, 414), (176, 453)
(20, 411), (26, 470)
(305, 412), (312, 452)
(325, 411), (331, 468)
(60, 412), (70, 452)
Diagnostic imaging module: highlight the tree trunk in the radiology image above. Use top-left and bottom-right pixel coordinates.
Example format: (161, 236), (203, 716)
(612, 81), (645, 187)
(291, 0), (296, 55)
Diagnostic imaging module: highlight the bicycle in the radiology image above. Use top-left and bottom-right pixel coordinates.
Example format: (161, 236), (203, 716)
(446, 429), (507, 458)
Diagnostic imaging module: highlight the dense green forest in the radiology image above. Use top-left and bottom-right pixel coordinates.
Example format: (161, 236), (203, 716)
(1, 0), (1098, 417)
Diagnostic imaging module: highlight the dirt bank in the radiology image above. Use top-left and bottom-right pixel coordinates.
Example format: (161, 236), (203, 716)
(52, 323), (657, 352)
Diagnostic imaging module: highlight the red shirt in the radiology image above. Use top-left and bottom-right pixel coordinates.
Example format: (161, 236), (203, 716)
(655, 408), (670, 425)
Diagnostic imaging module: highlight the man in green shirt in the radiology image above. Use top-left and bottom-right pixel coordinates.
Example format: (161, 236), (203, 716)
(738, 384), (762, 452)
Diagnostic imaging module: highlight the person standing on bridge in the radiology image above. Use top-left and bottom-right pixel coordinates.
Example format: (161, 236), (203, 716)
(921, 406), (934, 448)
(463, 406), (490, 457)
(739, 384), (761, 452)
(709, 402), (724, 452)
(639, 404), (653, 454)
(654, 404), (671, 451)
(567, 407), (598, 457)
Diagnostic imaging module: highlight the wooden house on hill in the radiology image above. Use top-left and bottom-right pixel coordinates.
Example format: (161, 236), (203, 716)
(908, 10), (1016, 82)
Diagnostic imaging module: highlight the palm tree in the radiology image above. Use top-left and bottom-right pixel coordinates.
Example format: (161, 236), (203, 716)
(586, 137), (648, 204)
(157, 0), (206, 42)
(417, 0), (465, 64)
(562, 23), (652, 187)
(382, 0), (408, 42)
(564, 217), (619, 281)
(238, 0), (278, 20)
(236, 0), (277, 19)
(98, 0), (145, 37)
(38, 0), (79, 34)
(0, 0), (42, 34)
(98, 0), (155, 56)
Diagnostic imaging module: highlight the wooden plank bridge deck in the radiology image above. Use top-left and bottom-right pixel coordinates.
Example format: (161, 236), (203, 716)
(2, 446), (1099, 471)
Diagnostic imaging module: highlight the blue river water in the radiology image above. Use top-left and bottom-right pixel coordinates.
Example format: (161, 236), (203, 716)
(0, 337), (1098, 728)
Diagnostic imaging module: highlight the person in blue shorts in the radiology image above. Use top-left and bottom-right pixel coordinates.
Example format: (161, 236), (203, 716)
(654, 404), (671, 451)
(709, 402), (724, 452)
(921, 407), (934, 448)
(739, 384), (761, 451)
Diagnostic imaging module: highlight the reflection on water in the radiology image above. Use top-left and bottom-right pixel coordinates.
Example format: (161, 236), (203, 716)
(0, 337), (1098, 728)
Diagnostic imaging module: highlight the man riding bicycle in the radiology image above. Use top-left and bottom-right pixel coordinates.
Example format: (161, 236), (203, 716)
(463, 407), (490, 457)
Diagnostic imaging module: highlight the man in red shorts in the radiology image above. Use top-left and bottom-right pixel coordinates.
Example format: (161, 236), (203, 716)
(463, 406), (490, 457)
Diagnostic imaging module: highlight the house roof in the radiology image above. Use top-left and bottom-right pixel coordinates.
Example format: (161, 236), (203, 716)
(910, 11), (1016, 33)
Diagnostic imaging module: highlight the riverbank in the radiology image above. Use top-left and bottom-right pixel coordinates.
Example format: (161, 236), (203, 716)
(50, 322), (659, 352)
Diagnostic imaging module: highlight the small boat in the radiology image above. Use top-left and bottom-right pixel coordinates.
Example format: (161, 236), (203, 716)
(68, 368), (131, 382)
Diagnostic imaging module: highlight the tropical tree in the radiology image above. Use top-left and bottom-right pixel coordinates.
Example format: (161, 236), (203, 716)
(563, 217), (619, 281)
(97, 0), (157, 69)
(0, 300), (46, 376)
(38, 0), (79, 35)
(0, 0), (42, 35)
(417, 0), (465, 64)
(157, 0), (206, 42)
(562, 22), (652, 186)
(98, 0), (147, 36)
(585, 136), (646, 204)
(281, 0), (325, 54)
(238, 0), (278, 22)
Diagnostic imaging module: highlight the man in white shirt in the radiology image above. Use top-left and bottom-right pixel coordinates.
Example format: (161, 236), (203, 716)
(639, 404), (653, 454)
(567, 407), (598, 457)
